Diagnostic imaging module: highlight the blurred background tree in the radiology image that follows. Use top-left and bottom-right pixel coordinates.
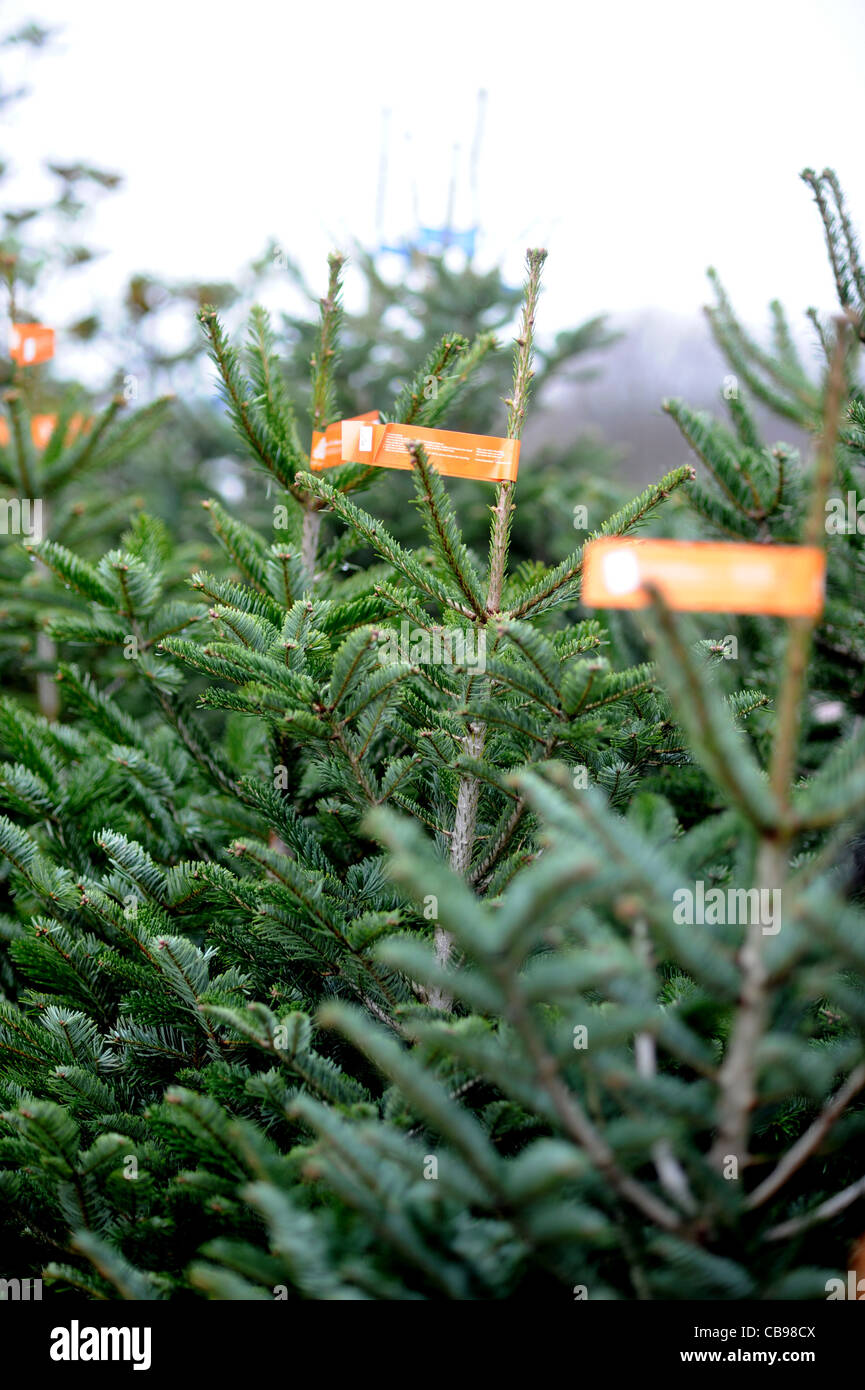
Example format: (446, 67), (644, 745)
(0, 18), (634, 688)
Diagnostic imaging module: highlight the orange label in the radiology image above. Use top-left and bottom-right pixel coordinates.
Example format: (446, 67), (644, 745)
(311, 410), (380, 469)
(10, 323), (55, 366)
(339, 419), (520, 483)
(582, 538), (826, 617)
(0, 413), (90, 449)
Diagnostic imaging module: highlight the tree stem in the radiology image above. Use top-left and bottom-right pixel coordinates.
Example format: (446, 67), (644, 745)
(303, 252), (346, 591)
(711, 319), (850, 1174)
(434, 251), (547, 1004)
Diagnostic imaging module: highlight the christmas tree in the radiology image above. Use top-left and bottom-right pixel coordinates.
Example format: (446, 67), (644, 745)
(0, 171), (863, 1303)
(0, 20), (177, 719)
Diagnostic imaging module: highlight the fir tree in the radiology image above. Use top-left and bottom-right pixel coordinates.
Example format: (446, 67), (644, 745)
(0, 182), (863, 1303)
(268, 239), (624, 566)
(0, 23), (174, 717)
(664, 168), (865, 774)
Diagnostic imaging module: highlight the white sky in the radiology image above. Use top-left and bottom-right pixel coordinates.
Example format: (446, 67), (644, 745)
(2, 0), (865, 341)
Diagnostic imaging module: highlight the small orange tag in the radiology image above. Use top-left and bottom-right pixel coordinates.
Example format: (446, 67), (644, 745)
(10, 323), (55, 366)
(582, 538), (826, 617)
(311, 410), (380, 470)
(0, 413), (90, 449)
(30, 414), (57, 449)
(339, 419), (520, 483)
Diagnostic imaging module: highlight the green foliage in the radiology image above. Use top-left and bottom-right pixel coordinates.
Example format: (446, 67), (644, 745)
(665, 166), (865, 742)
(0, 187), (864, 1302)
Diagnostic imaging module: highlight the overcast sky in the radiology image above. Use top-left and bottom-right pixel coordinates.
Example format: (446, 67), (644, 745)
(3, 0), (865, 343)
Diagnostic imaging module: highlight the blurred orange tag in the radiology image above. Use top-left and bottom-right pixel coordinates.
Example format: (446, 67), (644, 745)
(30, 415), (58, 448)
(339, 419), (520, 483)
(10, 323), (55, 366)
(0, 413), (90, 448)
(311, 410), (380, 469)
(582, 538), (826, 616)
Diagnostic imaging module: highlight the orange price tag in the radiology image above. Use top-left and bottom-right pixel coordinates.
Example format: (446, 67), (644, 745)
(582, 538), (826, 617)
(30, 414), (58, 449)
(0, 413), (90, 449)
(311, 410), (380, 469)
(10, 323), (55, 366)
(339, 418), (520, 484)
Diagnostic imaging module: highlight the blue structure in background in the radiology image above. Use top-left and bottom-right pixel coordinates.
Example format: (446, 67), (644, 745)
(374, 93), (485, 266)
(378, 225), (478, 262)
